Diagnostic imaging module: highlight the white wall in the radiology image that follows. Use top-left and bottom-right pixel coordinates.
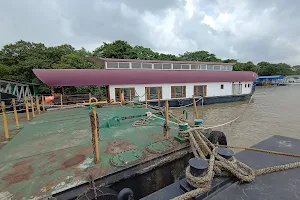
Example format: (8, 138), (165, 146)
(109, 81), (253, 101)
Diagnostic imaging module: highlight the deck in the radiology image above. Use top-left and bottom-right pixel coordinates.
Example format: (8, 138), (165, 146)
(0, 106), (179, 199)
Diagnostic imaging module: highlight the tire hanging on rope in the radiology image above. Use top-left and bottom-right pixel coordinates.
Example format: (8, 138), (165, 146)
(208, 131), (228, 145)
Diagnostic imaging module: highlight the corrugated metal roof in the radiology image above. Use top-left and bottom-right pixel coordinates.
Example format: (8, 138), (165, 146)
(33, 69), (257, 86)
(91, 57), (235, 66)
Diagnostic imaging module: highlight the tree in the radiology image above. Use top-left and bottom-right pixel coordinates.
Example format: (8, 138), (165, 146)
(132, 45), (159, 60)
(93, 40), (137, 59)
(179, 51), (221, 62)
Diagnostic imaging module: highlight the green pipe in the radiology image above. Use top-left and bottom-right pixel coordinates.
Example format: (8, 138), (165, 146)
(183, 110), (188, 120)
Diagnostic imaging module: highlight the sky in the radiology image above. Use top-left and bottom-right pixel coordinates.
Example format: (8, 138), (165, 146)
(0, 0), (300, 65)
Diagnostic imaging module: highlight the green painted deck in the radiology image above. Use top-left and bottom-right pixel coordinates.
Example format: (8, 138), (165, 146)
(0, 106), (179, 199)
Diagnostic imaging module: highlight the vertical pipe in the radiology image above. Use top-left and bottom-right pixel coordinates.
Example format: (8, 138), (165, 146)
(92, 107), (100, 163)
(60, 94), (63, 106)
(192, 95), (199, 119)
(36, 96), (41, 114)
(1, 101), (9, 140)
(12, 99), (19, 129)
(24, 96), (30, 120)
(165, 100), (169, 138)
(30, 96), (35, 118)
(42, 95), (45, 112)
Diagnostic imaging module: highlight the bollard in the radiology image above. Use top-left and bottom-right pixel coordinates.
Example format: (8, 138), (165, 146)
(194, 119), (203, 126)
(164, 100), (169, 138)
(30, 96), (35, 118)
(189, 157), (209, 176)
(42, 95), (45, 112)
(180, 157), (209, 192)
(24, 96), (30, 120)
(216, 147), (234, 160)
(192, 95), (199, 119)
(1, 101), (9, 140)
(11, 99), (19, 129)
(179, 122), (189, 131)
(60, 94), (63, 106)
(90, 107), (100, 163)
(36, 96), (41, 114)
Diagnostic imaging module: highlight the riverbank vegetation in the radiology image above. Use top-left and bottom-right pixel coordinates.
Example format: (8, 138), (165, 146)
(1, 40), (299, 93)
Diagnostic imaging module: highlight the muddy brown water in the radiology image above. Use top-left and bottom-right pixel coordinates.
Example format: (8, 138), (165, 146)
(173, 85), (300, 151)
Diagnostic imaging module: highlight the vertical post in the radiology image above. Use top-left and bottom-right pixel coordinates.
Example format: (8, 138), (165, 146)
(60, 94), (63, 106)
(89, 93), (92, 104)
(129, 89), (132, 106)
(51, 87), (55, 96)
(165, 100), (169, 138)
(1, 102), (9, 140)
(192, 95), (199, 119)
(91, 107), (100, 163)
(42, 95), (45, 112)
(145, 88), (148, 108)
(24, 96), (30, 120)
(157, 88), (161, 108)
(30, 96), (35, 118)
(36, 96), (41, 114)
(12, 99), (19, 129)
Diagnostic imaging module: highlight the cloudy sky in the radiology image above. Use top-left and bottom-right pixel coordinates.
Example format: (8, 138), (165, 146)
(1, 0), (300, 65)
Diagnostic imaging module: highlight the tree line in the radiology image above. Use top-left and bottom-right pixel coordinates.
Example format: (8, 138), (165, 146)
(0, 40), (299, 94)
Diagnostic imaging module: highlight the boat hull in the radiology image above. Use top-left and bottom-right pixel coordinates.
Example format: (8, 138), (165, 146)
(147, 94), (251, 108)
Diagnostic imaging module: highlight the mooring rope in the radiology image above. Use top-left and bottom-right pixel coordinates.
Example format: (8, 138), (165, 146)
(172, 128), (300, 200)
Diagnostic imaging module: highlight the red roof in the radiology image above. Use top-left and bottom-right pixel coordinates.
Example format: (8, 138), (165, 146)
(90, 57), (235, 66)
(33, 69), (258, 86)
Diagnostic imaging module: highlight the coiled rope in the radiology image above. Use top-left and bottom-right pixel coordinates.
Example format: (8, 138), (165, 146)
(172, 128), (300, 200)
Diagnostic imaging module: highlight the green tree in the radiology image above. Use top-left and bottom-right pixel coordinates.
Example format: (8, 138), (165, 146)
(93, 40), (137, 59)
(179, 51), (221, 62)
(132, 45), (159, 60)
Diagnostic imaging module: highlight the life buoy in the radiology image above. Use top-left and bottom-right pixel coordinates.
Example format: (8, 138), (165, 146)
(90, 97), (98, 103)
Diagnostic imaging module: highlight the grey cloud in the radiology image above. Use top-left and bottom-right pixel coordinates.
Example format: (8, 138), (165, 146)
(0, 0), (300, 65)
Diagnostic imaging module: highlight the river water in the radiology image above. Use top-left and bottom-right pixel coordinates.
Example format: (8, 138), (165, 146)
(173, 85), (300, 150)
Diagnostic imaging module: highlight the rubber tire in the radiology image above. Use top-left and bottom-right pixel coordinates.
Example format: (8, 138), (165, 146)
(208, 131), (227, 145)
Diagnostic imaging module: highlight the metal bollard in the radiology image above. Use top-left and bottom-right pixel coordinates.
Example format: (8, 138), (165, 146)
(216, 147), (234, 160)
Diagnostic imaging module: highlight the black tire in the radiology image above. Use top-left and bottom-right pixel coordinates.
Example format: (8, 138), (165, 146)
(208, 131), (227, 145)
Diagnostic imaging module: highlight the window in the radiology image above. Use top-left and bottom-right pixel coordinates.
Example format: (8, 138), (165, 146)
(245, 84), (247, 88)
(221, 84), (224, 89)
(173, 64), (181, 69)
(207, 65), (214, 70)
(182, 64), (190, 70)
(213, 65), (221, 70)
(171, 86), (186, 98)
(163, 64), (172, 69)
(132, 63), (141, 69)
(153, 64), (162, 69)
(221, 65), (227, 70)
(191, 65), (199, 70)
(115, 88), (135, 102)
(200, 65), (207, 70)
(145, 87), (162, 100)
(142, 63), (152, 69)
(119, 63), (130, 69)
(107, 62), (118, 68)
(194, 85), (207, 97)
(248, 84), (251, 88)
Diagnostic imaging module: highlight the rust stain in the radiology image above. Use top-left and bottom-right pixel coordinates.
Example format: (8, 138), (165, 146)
(148, 133), (165, 141)
(85, 166), (109, 179)
(77, 146), (93, 154)
(2, 159), (34, 187)
(61, 155), (86, 169)
(104, 139), (138, 154)
(37, 176), (65, 195)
